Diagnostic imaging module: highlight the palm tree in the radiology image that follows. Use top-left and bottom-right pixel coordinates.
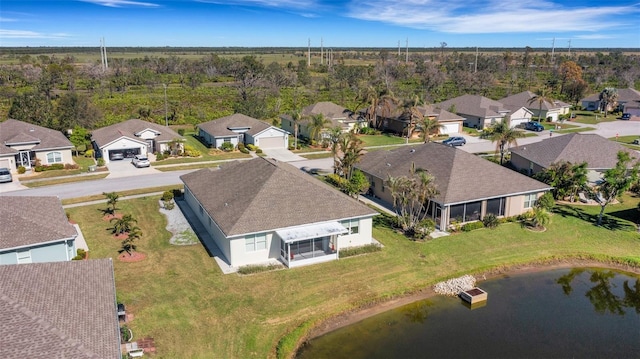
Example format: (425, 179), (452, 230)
(530, 207), (550, 230)
(326, 126), (344, 174)
(289, 109), (302, 150)
(402, 95), (424, 141)
(307, 113), (331, 144)
(418, 117), (444, 143)
(483, 120), (525, 165)
(527, 88), (555, 122)
(103, 192), (120, 215)
(363, 85), (380, 128)
(599, 87), (619, 117)
(118, 226), (141, 256)
(110, 214), (137, 235)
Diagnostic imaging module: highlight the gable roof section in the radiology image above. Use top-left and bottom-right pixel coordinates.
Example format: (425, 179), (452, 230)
(356, 143), (550, 205)
(436, 94), (509, 119)
(198, 113), (272, 137)
(0, 119), (72, 153)
(510, 133), (636, 170)
(181, 157), (377, 236)
(91, 118), (182, 148)
(500, 91), (570, 111)
(0, 196), (77, 251)
(302, 101), (349, 119)
(581, 88), (640, 103)
(0, 259), (120, 358)
(415, 105), (464, 123)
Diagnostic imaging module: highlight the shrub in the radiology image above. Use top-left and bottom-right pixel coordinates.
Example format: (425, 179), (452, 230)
(163, 200), (175, 210)
(255, 148), (263, 154)
(72, 248), (87, 260)
(17, 166), (26, 174)
(177, 128), (185, 136)
(237, 263), (283, 275)
(172, 188), (183, 198)
(325, 173), (348, 189)
(97, 158), (105, 167)
(64, 163), (79, 170)
(245, 144), (256, 151)
(84, 149), (94, 158)
(239, 147), (250, 154)
(120, 325), (132, 342)
(359, 127), (380, 135)
(161, 190), (174, 202)
(461, 221), (485, 232)
(155, 152), (165, 161)
(339, 244), (382, 258)
(482, 213), (500, 229)
(536, 192), (555, 211)
(237, 143), (245, 151)
(219, 142), (234, 152)
(35, 163), (65, 172)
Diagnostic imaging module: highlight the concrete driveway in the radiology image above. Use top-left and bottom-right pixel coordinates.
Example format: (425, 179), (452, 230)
(106, 157), (159, 178)
(0, 178), (26, 193)
(261, 148), (306, 162)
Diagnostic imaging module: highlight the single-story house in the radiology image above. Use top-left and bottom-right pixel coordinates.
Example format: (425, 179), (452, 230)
(355, 143), (551, 229)
(198, 113), (289, 149)
(0, 119), (74, 172)
(435, 94), (510, 129)
(581, 88), (640, 112)
(0, 259), (121, 358)
(281, 102), (363, 139)
(91, 119), (183, 163)
(0, 196), (78, 265)
(510, 133), (636, 176)
(391, 105), (465, 137)
(180, 157), (378, 269)
(500, 91), (571, 123)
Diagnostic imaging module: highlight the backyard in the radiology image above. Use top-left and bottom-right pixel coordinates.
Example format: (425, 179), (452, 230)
(66, 193), (640, 358)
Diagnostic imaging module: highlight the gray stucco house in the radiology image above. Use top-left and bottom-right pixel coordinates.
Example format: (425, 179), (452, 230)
(0, 119), (74, 173)
(435, 94), (510, 129)
(198, 113), (289, 150)
(355, 143), (551, 229)
(0, 196), (78, 265)
(180, 157), (377, 269)
(0, 259), (121, 358)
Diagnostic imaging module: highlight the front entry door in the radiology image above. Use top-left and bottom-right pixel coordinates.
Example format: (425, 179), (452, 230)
(18, 151), (31, 168)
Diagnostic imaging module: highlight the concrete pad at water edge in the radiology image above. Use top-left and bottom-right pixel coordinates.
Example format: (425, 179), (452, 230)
(105, 158), (160, 178)
(260, 148), (306, 162)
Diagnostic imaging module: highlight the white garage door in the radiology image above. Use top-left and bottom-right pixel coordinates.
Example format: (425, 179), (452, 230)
(257, 136), (284, 149)
(510, 118), (529, 128)
(0, 158), (11, 170)
(440, 123), (460, 135)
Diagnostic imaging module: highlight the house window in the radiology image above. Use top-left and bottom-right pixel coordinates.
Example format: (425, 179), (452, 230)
(341, 219), (359, 235)
(16, 250), (32, 264)
(486, 197), (506, 217)
(224, 138), (231, 143)
(245, 233), (267, 252)
(46, 151), (63, 164)
(524, 193), (537, 209)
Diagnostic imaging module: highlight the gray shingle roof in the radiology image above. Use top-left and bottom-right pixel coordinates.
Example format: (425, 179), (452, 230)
(414, 105), (464, 122)
(301, 102), (349, 119)
(0, 119), (73, 154)
(0, 196), (77, 250)
(181, 157), (377, 237)
(0, 259), (120, 359)
(581, 88), (640, 103)
(91, 118), (183, 148)
(435, 94), (509, 119)
(510, 133), (636, 170)
(500, 91), (570, 111)
(356, 143), (550, 205)
(197, 113), (271, 137)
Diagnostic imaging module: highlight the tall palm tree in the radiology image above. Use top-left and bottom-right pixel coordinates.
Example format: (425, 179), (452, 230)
(289, 109), (302, 150)
(527, 88), (555, 122)
(402, 95), (424, 141)
(483, 120), (524, 165)
(110, 214), (137, 235)
(418, 117), (444, 143)
(326, 126), (344, 174)
(307, 113), (331, 144)
(598, 87), (619, 118)
(103, 192), (120, 215)
(118, 226), (141, 256)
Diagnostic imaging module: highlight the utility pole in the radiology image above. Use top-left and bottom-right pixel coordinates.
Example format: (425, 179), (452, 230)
(568, 40), (571, 56)
(405, 37), (408, 63)
(398, 40), (400, 58)
(307, 38), (311, 67)
(551, 37), (555, 64)
(163, 84), (168, 127)
(474, 47), (478, 73)
(321, 37), (324, 65)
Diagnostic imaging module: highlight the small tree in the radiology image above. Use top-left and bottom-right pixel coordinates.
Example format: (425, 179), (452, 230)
(530, 207), (550, 230)
(118, 226), (141, 256)
(103, 192), (120, 215)
(482, 120), (524, 165)
(345, 169), (370, 198)
(335, 131), (365, 180)
(110, 214), (137, 235)
(594, 151), (639, 226)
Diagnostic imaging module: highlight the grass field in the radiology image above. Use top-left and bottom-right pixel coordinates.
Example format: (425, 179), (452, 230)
(152, 134), (251, 165)
(571, 111), (618, 124)
(22, 173), (108, 188)
(66, 193), (640, 359)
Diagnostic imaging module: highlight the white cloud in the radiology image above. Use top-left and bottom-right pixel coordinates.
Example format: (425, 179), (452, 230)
(574, 34), (615, 40)
(0, 29), (71, 39)
(79, 0), (160, 8)
(0, 17), (18, 22)
(347, 0), (640, 33)
(195, 0), (317, 8)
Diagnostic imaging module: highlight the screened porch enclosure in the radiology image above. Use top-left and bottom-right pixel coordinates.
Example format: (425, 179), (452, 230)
(276, 222), (346, 268)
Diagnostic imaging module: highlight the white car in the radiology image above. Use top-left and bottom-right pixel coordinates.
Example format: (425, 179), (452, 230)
(132, 155), (150, 168)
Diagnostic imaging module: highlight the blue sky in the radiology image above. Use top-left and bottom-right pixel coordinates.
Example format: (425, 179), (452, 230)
(1, 0), (639, 48)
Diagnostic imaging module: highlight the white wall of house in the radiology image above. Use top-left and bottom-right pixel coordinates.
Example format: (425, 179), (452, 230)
(184, 187), (233, 264)
(137, 129), (160, 140)
(337, 217), (374, 249)
(247, 129), (288, 149)
(0, 156), (15, 171)
(34, 149), (73, 166)
(228, 232), (278, 267)
(100, 138), (146, 164)
(440, 122), (462, 134)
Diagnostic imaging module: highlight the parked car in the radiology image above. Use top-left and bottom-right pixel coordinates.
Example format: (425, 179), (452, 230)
(524, 121), (545, 132)
(132, 154), (150, 168)
(110, 152), (125, 161)
(621, 113), (631, 120)
(442, 136), (466, 146)
(0, 168), (12, 183)
(632, 138), (639, 145)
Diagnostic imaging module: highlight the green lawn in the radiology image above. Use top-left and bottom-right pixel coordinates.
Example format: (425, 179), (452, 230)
(152, 133), (251, 165)
(570, 110), (618, 125)
(607, 135), (640, 150)
(22, 173), (108, 188)
(66, 193), (640, 359)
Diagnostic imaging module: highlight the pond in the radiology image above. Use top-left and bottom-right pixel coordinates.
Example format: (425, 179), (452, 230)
(297, 268), (640, 359)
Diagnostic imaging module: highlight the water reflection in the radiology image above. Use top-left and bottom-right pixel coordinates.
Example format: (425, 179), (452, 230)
(399, 299), (432, 324)
(556, 268), (640, 315)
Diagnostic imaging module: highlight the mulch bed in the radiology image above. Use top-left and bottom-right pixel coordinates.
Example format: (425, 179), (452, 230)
(113, 233), (129, 240)
(103, 213), (123, 221)
(118, 252), (146, 262)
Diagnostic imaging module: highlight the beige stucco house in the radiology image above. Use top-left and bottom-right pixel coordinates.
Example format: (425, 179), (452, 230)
(180, 157), (377, 269)
(435, 94), (509, 129)
(0, 119), (73, 172)
(198, 113), (289, 149)
(355, 143), (551, 229)
(501, 91), (571, 123)
(280, 102), (362, 140)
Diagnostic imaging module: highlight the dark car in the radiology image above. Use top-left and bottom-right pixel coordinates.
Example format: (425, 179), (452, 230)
(524, 121), (545, 132)
(110, 152), (125, 161)
(442, 136), (466, 146)
(621, 113), (631, 120)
